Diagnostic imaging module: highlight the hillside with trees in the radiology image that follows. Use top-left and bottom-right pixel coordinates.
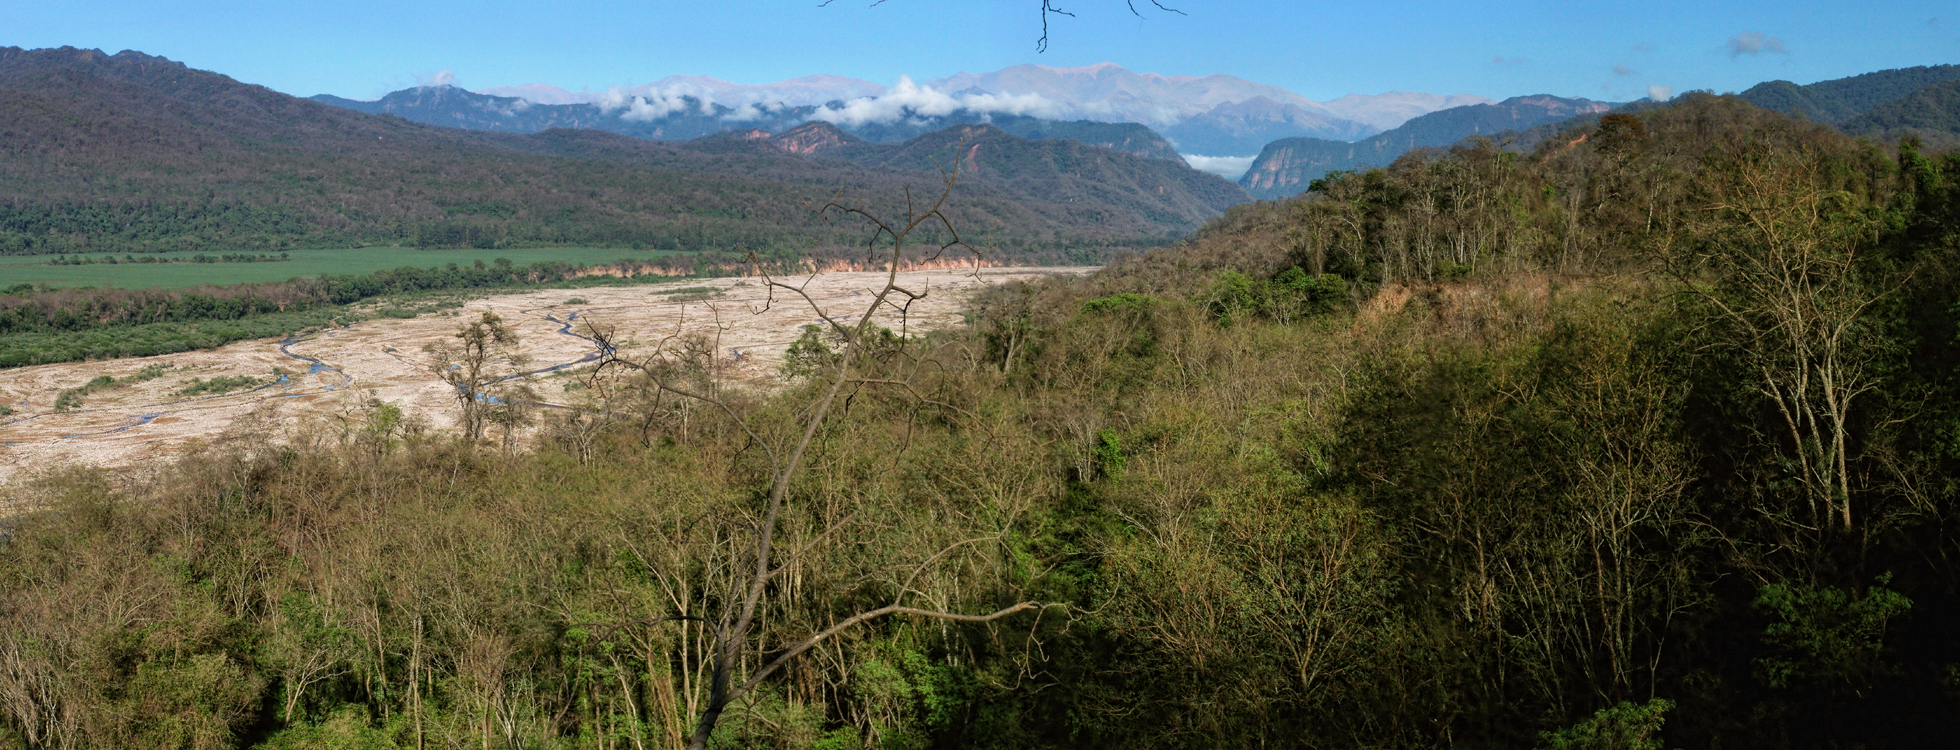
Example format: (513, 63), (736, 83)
(0, 47), (1244, 260)
(3, 88), (1958, 750)
(1238, 94), (1617, 199)
(1737, 64), (1960, 124)
(1840, 78), (1960, 148)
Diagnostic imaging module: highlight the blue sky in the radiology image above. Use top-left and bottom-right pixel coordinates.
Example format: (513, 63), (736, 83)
(5, 0), (1955, 102)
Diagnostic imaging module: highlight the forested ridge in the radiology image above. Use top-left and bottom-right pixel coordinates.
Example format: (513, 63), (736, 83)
(1738, 64), (1960, 125)
(4, 90), (1960, 750)
(1245, 64), (1960, 203)
(0, 47), (1241, 259)
(1239, 95), (1617, 199)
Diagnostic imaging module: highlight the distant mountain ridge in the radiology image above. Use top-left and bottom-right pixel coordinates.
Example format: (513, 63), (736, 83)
(1164, 97), (1380, 157)
(439, 63), (1492, 154)
(1318, 91), (1499, 132)
(309, 84), (1190, 162)
(476, 74), (888, 109)
(1240, 95), (1617, 199)
(312, 84), (804, 140)
(696, 122), (1246, 220)
(924, 63), (1335, 126)
(1738, 65), (1960, 125)
(0, 46), (1248, 260)
(1839, 79), (1960, 149)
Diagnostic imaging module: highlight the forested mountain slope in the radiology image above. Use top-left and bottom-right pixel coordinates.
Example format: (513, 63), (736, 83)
(1238, 94), (1615, 199)
(310, 84), (807, 139)
(5, 91), (1958, 750)
(668, 122), (1244, 228)
(0, 46), (1242, 259)
(1738, 64), (1960, 124)
(1839, 78), (1960, 148)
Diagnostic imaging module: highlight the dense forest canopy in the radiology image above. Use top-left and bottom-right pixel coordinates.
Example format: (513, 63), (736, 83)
(5, 83), (1960, 750)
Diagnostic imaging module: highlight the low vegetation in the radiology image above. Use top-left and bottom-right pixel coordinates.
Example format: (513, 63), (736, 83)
(2, 94), (1958, 750)
(0, 258), (691, 367)
(46, 252), (289, 265)
(661, 286), (725, 302)
(172, 371), (275, 397)
(48, 362), (174, 411)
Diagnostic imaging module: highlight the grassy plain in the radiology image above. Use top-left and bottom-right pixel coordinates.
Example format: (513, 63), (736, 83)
(0, 246), (680, 290)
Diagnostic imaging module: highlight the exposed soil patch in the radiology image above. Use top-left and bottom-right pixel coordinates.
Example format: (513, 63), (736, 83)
(0, 268), (1088, 488)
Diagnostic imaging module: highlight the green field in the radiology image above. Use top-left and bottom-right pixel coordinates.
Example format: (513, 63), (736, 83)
(0, 247), (680, 290)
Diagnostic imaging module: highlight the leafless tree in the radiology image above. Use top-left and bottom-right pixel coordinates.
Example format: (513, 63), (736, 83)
(1671, 146), (1888, 530)
(826, 0), (1184, 53)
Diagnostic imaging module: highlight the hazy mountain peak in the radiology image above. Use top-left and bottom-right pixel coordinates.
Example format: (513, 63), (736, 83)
(926, 63), (1331, 126)
(1031, 61), (1128, 77)
(474, 83), (591, 105)
(479, 74), (886, 110)
(1165, 96), (1378, 159)
(1318, 91), (1500, 132)
(465, 63), (1486, 140)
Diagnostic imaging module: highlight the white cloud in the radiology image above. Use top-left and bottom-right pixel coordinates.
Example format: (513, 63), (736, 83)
(598, 86), (700, 121)
(1613, 65), (1636, 76)
(810, 76), (1062, 127)
(417, 69), (457, 89)
(1726, 31), (1788, 57)
(722, 103), (768, 122)
(1180, 154), (1256, 180)
(1647, 84), (1674, 102)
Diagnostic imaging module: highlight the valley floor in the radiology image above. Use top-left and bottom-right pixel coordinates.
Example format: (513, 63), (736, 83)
(0, 267), (1088, 494)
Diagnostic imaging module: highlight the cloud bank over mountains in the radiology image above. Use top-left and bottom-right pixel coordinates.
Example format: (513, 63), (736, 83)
(472, 62), (1497, 166)
(809, 76), (1063, 126)
(477, 74), (888, 114)
(1180, 155), (1259, 179)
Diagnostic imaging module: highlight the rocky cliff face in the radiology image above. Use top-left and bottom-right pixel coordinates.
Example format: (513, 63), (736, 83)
(1239, 139), (1404, 197)
(768, 121), (861, 156)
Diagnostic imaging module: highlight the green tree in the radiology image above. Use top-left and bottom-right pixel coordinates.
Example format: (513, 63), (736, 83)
(424, 312), (531, 442)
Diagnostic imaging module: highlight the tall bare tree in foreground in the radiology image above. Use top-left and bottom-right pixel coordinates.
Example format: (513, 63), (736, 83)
(1673, 144), (1887, 531)
(589, 168), (1057, 749)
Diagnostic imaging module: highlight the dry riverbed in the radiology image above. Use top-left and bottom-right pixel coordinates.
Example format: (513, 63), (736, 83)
(0, 267), (1089, 491)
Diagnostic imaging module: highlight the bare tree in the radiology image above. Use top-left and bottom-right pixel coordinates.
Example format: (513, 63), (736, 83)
(588, 168), (1058, 749)
(1671, 145), (1888, 530)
